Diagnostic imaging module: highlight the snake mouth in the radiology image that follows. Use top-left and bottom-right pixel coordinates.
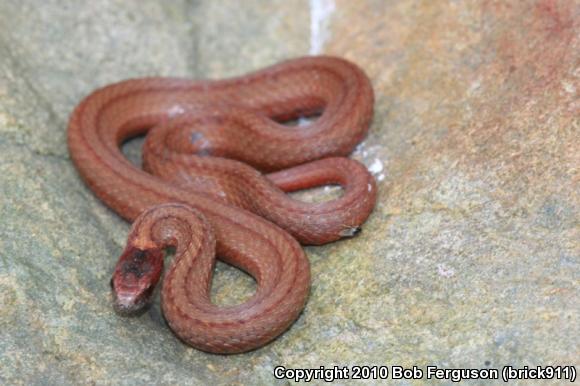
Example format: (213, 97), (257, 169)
(112, 290), (152, 317)
(110, 275), (156, 317)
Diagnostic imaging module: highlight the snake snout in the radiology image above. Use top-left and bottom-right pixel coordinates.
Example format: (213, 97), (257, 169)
(112, 288), (152, 316)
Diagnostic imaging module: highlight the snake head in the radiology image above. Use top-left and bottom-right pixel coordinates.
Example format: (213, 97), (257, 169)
(111, 245), (164, 316)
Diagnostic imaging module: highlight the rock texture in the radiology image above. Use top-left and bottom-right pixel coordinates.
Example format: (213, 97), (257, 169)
(0, 0), (578, 384)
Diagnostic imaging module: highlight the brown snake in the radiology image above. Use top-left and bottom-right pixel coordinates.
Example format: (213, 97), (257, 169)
(67, 56), (376, 353)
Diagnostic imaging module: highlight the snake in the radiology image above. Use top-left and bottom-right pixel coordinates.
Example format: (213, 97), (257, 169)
(67, 56), (377, 354)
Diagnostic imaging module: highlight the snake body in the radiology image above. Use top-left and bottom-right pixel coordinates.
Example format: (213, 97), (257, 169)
(67, 56), (376, 353)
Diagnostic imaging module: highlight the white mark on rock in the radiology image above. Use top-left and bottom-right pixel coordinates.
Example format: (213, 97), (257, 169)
(367, 183), (372, 192)
(309, 0), (335, 55)
(368, 158), (385, 182)
(561, 80), (576, 94)
(298, 116), (314, 126)
(468, 78), (482, 94)
(353, 141), (370, 158)
(437, 264), (455, 278)
(368, 158), (383, 174)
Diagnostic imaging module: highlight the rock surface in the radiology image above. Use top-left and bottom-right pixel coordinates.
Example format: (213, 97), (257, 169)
(0, 0), (578, 384)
